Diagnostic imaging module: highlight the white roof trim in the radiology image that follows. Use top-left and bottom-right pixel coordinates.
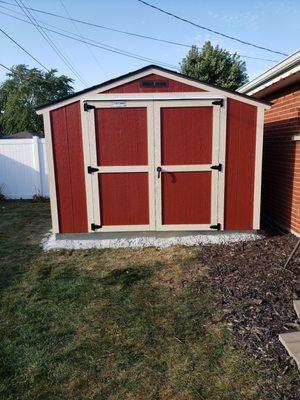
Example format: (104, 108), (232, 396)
(238, 50), (300, 95)
(36, 66), (269, 114)
(82, 93), (225, 101)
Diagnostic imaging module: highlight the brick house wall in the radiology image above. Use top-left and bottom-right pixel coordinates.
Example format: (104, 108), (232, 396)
(262, 82), (300, 234)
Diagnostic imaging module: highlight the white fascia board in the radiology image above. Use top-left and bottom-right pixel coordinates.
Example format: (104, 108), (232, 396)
(82, 93), (224, 101)
(239, 50), (300, 95)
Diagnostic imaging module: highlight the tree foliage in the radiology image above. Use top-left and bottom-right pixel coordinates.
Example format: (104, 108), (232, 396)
(0, 65), (74, 135)
(180, 41), (248, 90)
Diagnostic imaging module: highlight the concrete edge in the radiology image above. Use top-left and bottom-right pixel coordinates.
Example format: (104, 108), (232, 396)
(41, 231), (265, 251)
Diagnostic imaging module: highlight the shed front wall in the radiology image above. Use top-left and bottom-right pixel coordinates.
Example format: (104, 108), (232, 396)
(48, 76), (259, 234)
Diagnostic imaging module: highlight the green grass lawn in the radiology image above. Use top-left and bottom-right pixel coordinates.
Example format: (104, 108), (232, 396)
(0, 201), (269, 400)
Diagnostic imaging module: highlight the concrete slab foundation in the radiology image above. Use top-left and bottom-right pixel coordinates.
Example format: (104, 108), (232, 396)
(41, 230), (264, 251)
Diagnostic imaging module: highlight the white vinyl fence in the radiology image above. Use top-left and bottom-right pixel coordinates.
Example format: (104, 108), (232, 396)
(0, 137), (49, 199)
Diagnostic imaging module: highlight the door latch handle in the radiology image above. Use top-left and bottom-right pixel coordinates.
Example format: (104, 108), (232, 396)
(157, 166), (162, 178)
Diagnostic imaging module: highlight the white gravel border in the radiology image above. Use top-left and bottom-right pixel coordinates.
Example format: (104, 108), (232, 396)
(41, 231), (264, 251)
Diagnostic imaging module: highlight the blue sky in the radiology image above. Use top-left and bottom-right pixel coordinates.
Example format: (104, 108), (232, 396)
(0, 0), (299, 91)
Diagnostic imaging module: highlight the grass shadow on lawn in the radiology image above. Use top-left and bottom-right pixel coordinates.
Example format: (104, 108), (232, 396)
(0, 201), (270, 399)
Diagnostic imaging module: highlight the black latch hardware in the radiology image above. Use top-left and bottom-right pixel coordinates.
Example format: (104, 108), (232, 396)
(84, 103), (96, 112)
(210, 164), (222, 172)
(87, 166), (99, 174)
(212, 99), (224, 107)
(210, 223), (221, 230)
(91, 223), (101, 231)
(157, 166), (162, 178)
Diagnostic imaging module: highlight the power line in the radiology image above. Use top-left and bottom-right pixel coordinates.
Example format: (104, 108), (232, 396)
(0, 0), (200, 49)
(0, 8), (178, 69)
(0, 27), (48, 70)
(58, 0), (107, 77)
(137, 0), (288, 57)
(0, 63), (11, 71)
(0, 4), (280, 64)
(15, 0), (87, 86)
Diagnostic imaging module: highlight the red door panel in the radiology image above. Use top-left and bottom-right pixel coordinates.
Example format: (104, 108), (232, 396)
(162, 172), (211, 224)
(99, 173), (149, 225)
(95, 107), (148, 166)
(161, 107), (213, 165)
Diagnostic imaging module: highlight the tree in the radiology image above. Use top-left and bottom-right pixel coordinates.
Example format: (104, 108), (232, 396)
(0, 65), (74, 135)
(180, 41), (248, 90)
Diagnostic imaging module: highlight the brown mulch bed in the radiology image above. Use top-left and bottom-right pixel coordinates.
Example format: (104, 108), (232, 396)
(197, 231), (300, 399)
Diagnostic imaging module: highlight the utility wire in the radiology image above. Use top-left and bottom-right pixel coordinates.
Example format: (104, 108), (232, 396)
(0, 4), (280, 64)
(15, 0), (87, 86)
(137, 0), (288, 57)
(0, 0), (193, 49)
(0, 63), (12, 71)
(58, 0), (107, 77)
(0, 8), (178, 69)
(0, 27), (48, 70)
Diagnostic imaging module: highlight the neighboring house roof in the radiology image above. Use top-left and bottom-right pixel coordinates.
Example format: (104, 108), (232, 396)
(0, 131), (42, 139)
(36, 64), (269, 112)
(238, 50), (300, 97)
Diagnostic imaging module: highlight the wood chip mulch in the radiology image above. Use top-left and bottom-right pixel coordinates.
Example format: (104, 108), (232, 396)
(197, 230), (300, 399)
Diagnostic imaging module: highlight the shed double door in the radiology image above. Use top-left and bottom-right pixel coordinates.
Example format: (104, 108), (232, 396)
(86, 99), (222, 232)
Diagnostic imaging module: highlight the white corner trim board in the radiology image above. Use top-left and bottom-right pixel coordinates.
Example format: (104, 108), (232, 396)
(41, 231), (264, 251)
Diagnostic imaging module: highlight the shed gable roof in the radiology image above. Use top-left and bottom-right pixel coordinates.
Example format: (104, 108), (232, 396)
(36, 65), (269, 112)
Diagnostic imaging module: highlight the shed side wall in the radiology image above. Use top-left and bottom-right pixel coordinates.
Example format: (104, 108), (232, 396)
(262, 83), (300, 234)
(50, 101), (88, 233)
(225, 99), (257, 230)
(102, 73), (205, 93)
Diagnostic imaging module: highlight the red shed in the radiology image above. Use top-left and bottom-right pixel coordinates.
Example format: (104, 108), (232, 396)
(36, 65), (269, 236)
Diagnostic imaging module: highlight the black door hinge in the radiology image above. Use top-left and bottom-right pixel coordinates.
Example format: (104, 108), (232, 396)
(212, 99), (224, 107)
(210, 223), (221, 230)
(91, 223), (102, 231)
(210, 164), (222, 172)
(87, 166), (99, 174)
(83, 103), (96, 112)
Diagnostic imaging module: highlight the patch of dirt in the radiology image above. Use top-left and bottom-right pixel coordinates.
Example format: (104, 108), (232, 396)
(197, 231), (300, 399)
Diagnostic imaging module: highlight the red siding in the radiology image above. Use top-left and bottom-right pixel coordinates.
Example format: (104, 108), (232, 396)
(162, 172), (211, 224)
(225, 99), (257, 230)
(262, 83), (300, 234)
(99, 173), (149, 225)
(161, 107), (213, 165)
(103, 73), (204, 93)
(51, 102), (88, 233)
(95, 107), (148, 166)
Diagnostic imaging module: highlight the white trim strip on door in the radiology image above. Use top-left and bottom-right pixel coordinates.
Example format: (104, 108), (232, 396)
(160, 165), (213, 172)
(210, 105), (221, 228)
(96, 166), (149, 173)
(80, 101), (94, 232)
(86, 106), (101, 232)
(217, 100), (227, 230)
(147, 102), (156, 230)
